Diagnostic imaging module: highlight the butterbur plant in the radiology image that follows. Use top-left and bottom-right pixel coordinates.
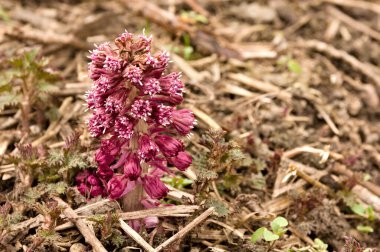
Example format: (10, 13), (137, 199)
(77, 31), (195, 223)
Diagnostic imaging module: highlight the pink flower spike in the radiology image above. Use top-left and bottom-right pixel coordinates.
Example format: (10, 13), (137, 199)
(142, 175), (169, 199)
(124, 153), (142, 180)
(155, 134), (184, 157)
(167, 151), (192, 171)
(83, 31), (194, 220)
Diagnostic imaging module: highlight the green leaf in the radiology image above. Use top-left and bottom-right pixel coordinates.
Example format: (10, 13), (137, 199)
(183, 46), (194, 60)
(271, 216), (288, 235)
(263, 228), (279, 241)
(272, 216), (288, 227)
(366, 206), (376, 221)
(251, 227), (265, 243)
(313, 238), (328, 250)
(287, 59), (302, 74)
(351, 203), (366, 216)
(357, 225), (373, 233)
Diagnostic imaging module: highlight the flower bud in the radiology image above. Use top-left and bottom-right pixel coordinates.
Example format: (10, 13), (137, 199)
(87, 174), (100, 186)
(171, 109), (195, 135)
(107, 176), (127, 200)
(95, 148), (114, 167)
(90, 185), (105, 197)
(142, 175), (169, 199)
(75, 170), (91, 184)
(77, 183), (88, 195)
(138, 134), (159, 161)
(124, 153), (142, 180)
(167, 151), (192, 171)
(97, 164), (114, 180)
(155, 134), (184, 157)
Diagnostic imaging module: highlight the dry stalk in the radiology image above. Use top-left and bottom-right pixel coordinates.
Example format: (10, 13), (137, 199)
(300, 39), (380, 87)
(53, 197), (107, 252)
(119, 219), (156, 252)
(155, 207), (215, 251)
(327, 6), (380, 42)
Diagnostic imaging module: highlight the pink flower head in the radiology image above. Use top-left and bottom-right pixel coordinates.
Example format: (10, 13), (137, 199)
(140, 77), (161, 95)
(153, 104), (173, 126)
(142, 175), (169, 199)
(130, 99), (152, 121)
(90, 185), (105, 197)
(114, 115), (134, 139)
(105, 88), (129, 113)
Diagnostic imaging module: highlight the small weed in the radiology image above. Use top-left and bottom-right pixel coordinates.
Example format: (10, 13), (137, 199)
(251, 216), (288, 243)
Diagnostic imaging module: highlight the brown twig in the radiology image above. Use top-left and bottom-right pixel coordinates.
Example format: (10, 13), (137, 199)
(119, 219), (156, 252)
(53, 197), (107, 252)
(327, 6), (380, 42)
(299, 39), (380, 87)
(321, 0), (380, 15)
(332, 164), (380, 198)
(4, 26), (90, 50)
(120, 0), (241, 59)
(155, 207), (215, 251)
(56, 205), (199, 231)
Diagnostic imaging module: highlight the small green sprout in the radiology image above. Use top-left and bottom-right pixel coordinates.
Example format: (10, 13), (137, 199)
(313, 238), (328, 251)
(277, 56), (302, 74)
(251, 216), (288, 243)
(350, 204), (376, 221)
(356, 225), (374, 233)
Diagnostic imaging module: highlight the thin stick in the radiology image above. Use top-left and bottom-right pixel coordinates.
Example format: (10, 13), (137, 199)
(191, 107), (221, 130)
(327, 6), (380, 42)
(53, 197), (107, 252)
(321, 0), (380, 15)
(300, 39), (380, 87)
(289, 164), (333, 194)
(155, 207), (215, 252)
(315, 104), (341, 136)
(119, 219), (155, 252)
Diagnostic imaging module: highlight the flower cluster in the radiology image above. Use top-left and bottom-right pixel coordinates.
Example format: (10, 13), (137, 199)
(76, 170), (107, 198)
(78, 31), (195, 203)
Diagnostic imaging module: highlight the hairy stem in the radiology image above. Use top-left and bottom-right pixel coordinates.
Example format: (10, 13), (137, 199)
(121, 118), (148, 212)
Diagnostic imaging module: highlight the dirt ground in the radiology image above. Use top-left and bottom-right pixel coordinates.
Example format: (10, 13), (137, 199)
(0, 0), (380, 251)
